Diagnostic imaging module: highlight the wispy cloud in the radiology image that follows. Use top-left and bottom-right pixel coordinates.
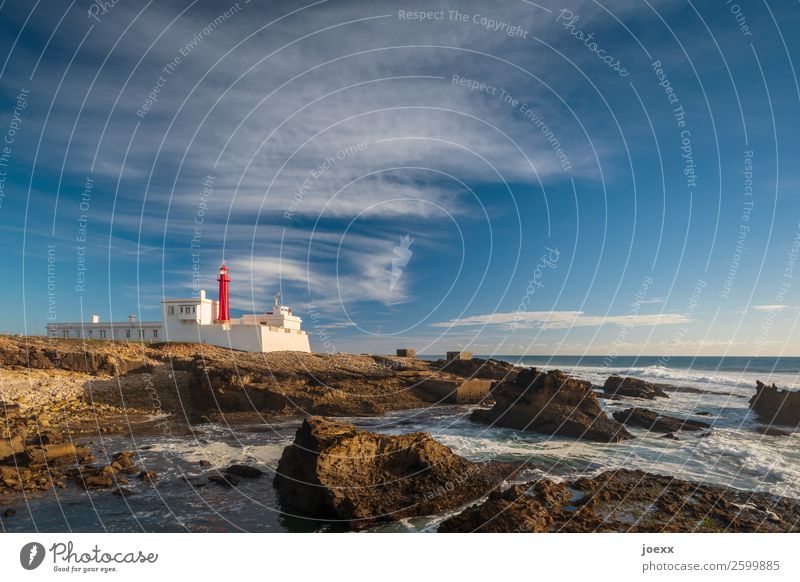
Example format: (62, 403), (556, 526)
(431, 310), (690, 330)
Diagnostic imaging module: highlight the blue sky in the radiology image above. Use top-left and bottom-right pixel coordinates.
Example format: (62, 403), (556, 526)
(1, 0), (799, 356)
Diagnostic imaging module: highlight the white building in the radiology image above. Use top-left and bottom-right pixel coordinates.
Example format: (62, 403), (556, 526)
(46, 314), (161, 342)
(161, 290), (310, 352)
(47, 291), (311, 353)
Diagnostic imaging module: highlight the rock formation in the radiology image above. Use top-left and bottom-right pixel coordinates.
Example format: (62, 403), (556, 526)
(471, 368), (632, 442)
(612, 407), (711, 433)
(432, 357), (519, 381)
(438, 480), (571, 533)
(412, 378), (494, 404)
(273, 416), (516, 529)
(749, 381), (800, 427)
(440, 469), (800, 533)
(602, 375), (669, 400)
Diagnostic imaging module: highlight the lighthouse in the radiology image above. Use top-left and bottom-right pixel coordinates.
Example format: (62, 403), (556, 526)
(47, 264), (311, 353)
(217, 262), (231, 321)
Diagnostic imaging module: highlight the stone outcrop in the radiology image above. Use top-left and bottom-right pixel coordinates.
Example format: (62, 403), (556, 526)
(471, 368), (632, 443)
(438, 480), (571, 533)
(602, 375), (669, 400)
(612, 407), (711, 433)
(273, 416), (516, 529)
(749, 381), (800, 427)
(440, 469), (800, 533)
(0, 336), (151, 376)
(432, 357), (519, 381)
(412, 378), (494, 404)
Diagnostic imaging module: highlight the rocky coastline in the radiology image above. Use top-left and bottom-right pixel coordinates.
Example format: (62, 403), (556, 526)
(2, 336), (800, 532)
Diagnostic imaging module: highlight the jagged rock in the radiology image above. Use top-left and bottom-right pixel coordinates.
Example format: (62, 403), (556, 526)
(274, 416), (516, 529)
(749, 381), (800, 427)
(0, 434), (26, 463)
(753, 425), (793, 437)
(440, 469), (800, 533)
(412, 378), (494, 404)
(438, 480), (571, 532)
(139, 470), (157, 482)
(432, 357), (519, 381)
(224, 464), (263, 479)
(612, 408), (711, 433)
(27, 443), (83, 465)
(471, 368), (632, 443)
(209, 473), (241, 487)
(602, 376), (669, 400)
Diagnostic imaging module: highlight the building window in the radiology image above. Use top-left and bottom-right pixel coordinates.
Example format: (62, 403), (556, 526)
(180, 306), (184, 314)
(62, 331), (68, 338)
(168, 306), (174, 316)
(153, 329), (158, 339)
(126, 330), (131, 339)
(100, 330), (106, 338)
(88, 330), (92, 337)
(192, 306), (196, 313)
(139, 329), (144, 338)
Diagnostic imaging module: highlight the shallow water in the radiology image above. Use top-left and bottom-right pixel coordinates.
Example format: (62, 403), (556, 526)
(3, 359), (799, 532)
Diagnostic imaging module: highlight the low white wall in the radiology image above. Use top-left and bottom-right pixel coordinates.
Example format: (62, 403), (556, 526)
(163, 318), (310, 352)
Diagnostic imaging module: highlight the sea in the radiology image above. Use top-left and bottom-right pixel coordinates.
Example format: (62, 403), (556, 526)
(3, 355), (800, 533)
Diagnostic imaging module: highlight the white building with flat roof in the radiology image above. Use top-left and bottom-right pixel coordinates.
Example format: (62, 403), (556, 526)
(46, 313), (161, 342)
(47, 266), (311, 353)
(161, 290), (310, 352)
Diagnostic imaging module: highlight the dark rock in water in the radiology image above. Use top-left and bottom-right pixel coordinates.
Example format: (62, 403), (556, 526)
(139, 470), (157, 482)
(225, 464), (263, 479)
(662, 433), (679, 440)
(198, 460), (212, 468)
(612, 408), (711, 433)
(663, 385), (744, 398)
(439, 480), (571, 533)
(440, 468), (800, 532)
(274, 416), (517, 529)
(695, 411), (713, 416)
(3, 507), (16, 517)
(209, 474), (240, 487)
(471, 368), (632, 443)
(180, 476), (206, 488)
(112, 487), (134, 497)
(749, 381), (800, 427)
(753, 424), (793, 437)
(602, 375), (668, 400)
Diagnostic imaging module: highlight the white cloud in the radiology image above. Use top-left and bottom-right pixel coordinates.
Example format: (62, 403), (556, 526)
(431, 310), (690, 330)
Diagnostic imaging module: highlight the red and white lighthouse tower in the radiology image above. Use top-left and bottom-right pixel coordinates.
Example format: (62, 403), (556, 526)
(217, 263), (231, 321)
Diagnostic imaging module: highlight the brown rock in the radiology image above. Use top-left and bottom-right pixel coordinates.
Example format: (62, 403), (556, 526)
(413, 378), (494, 404)
(441, 469), (800, 532)
(602, 375), (669, 400)
(82, 475), (114, 488)
(27, 443), (79, 465)
(439, 480), (571, 532)
(749, 381), (800, 427)
(224, 464), (263, 479)
(471, 368), (632, 443)
(0, 434), (26, 463)
(612, 408), (711, 433)
(139, 470), (157, 482)
(274, 416), (516, 529)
